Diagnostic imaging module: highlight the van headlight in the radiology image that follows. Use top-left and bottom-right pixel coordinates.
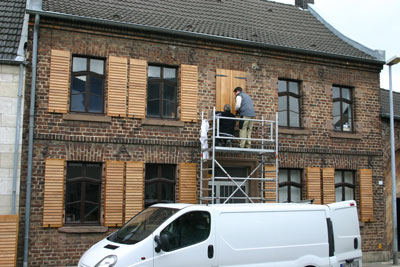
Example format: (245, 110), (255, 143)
(94, 255), (117, 267)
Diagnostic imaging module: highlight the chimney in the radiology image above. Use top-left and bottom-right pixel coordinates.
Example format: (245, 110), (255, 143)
(295, 0), (314, 9)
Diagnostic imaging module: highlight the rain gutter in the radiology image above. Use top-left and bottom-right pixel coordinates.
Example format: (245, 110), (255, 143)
(25, 8), (386, 66)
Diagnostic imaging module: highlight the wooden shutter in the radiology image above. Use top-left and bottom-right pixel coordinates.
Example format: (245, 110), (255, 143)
(264, 165), (277, 202)
(179, 163), (197, 203)
(180, 64), (198, 122)
(216, 69), (232, 112)
(48, 50), (70, 113)
(359, 169), (374, 222)
(107, 56), (128, 117)
(43, 158), (65, 227)
(322, 168), (335, 204)
(105, 161), (124, 227)
(128, 59), (147, 118)
(0, 215), (19, 267)
(306, 167), (321, 204)
(125, 161), (144, 223)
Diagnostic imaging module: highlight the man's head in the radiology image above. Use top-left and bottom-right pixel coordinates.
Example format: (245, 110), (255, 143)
(233, 87), (242, 96)
(223, 104), (231, 112)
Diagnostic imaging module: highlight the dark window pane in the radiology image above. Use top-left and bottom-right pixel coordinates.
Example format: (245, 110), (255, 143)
(163, 100), (175, 118)
(84, 202), (99, 222)
(148, 83), (160, 100)
(67, 163), (83, 179)
(71, 76), (86, 94)
(66, 183), (82, 203)
(278, 80), (286, 92)
(86, 183), (100, 203)
(90, 76), (104, 96)
(147, 100), (160, 117)
(163, 83), (176, 101)
(66, 202), (81, 222)
(146, 164), (158, 180)
(89, 95), (103, 113)
(86, 164), (102, 180)
(164, 68), (176, 81)
(148, 66), (161, 78)
(70, 94), (86, 112)
(278, 111), (287, 127)
(162, 165), (175, 180)
(289, 81), (299, 94)
(161, 183), (174, 201)
(342, 103), (352, 131)
(289, 96), (299, 112)
(73, 57), (87, 72)
(90, 59), (104, 75)
(332, 87), (340, 99)
(289, 111), (299, 127)
(145, 183), (158, 201)
(278, 95), (287, 111)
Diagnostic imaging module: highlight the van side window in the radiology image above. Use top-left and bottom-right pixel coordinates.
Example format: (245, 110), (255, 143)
(160, 211), (211, 251)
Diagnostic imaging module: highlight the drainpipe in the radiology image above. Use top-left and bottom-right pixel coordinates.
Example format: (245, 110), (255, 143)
(23, 11), (40, 267)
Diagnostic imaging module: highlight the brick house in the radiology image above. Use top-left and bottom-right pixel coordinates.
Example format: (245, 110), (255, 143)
(20, 0), (387, 265)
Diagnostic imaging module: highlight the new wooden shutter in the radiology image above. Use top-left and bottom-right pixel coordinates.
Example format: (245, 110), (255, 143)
(0, 215), (19, 266)
(107, 56), (128, 117)
(359, 169), (374, 222)
(306, 167), (321, 204)
(48, 50), (70, 113)
(216, 69), (232, 112)
(105, 161), (124, 226)
(180, 64), (198, 122)
(128, 59), (147, 118)
(179, 163), (197, 203)
(43, 158), (65, 227)
(264, 165), (277, 202)
(125, 161), (144, 223)
(322, 168), (335, 204)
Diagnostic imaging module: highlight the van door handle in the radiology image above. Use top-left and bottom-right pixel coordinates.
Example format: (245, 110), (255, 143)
(208, 245), (214, 258)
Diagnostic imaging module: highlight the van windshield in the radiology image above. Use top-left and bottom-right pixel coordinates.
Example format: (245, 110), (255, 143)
(108, 207), (178, 245)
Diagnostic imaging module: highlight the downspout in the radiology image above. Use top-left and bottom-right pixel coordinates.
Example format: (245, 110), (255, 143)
(12, 9), (30, 215)
(23, 0), (41, 263)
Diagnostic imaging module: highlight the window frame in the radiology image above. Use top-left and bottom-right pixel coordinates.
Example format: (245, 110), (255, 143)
(70, 55), (106, 114)
(64, 162), (102, 226)
(145, 164), (176, 208)
(278, 168), (302, 203)
(278, 79), (301, 128)
(147, 64), (178, 119)
(332, 85), (354, 132)
(335, 170), (355, 202)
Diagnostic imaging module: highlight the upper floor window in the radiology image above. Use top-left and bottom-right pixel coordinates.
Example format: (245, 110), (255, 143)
(333, 86), (353, 132)
(65, 162), (102, 225)
(279, 168), (302, 203)
(147, 65), (177, 119)
(335, 170), (355, 202)
(145, 164), (176, 207)
(70, 56), (105, 113)
(278, 79), (300, 128)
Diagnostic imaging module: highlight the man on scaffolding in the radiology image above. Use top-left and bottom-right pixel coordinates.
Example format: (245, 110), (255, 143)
(233, 87), (255, 148)
(215, 104), (236, 147)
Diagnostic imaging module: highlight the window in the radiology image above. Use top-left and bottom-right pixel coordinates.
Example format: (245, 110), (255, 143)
(65, 162), (102, 225)
(335, 170), (355, 202)
(70, 56), (105, 113)
(333, 86), (353, 132)
(279, 169), (302, 203)
(145, 164), (176, 207)
(147, 65), (177, 119)
(278, 80), (300, 128)
(160, 211), (211, 251)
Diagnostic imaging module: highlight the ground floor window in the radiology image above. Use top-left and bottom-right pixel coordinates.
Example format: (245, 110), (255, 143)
(145, 164), (176, 207)
(279, 169), (302, 203)
(65, 162), (102, 225)
(335, 170), (355, 202)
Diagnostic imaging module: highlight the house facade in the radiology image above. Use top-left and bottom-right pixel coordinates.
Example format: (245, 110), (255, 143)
(20, 0), (387, 265)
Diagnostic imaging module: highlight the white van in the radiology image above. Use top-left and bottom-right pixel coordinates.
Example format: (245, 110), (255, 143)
(78, 201), (362, 267)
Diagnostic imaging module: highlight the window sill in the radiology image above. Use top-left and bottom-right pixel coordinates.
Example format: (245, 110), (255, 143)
(63, 113), (111, 123)
(330, 131), (362, 140)
(58, 226), (109, 233)
(142, 118), (184, 127)
(279, 128), (310, 135)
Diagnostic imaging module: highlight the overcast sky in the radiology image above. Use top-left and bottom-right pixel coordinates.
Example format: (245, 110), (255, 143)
(271, 0), (400, 92)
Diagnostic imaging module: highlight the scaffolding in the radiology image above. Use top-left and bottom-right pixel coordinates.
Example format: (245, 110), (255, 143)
(200, 107), (279, 204)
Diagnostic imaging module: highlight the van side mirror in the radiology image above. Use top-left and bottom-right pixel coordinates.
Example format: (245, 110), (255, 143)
(154, 235), (161, 253)
(160, 233), (171, 252)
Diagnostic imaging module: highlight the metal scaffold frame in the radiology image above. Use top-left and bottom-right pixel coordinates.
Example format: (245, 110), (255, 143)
(200, 107), (279, 204)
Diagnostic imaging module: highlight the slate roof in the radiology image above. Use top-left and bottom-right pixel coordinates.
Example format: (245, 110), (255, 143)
(38, 0), (381, 63)
(381, 89), (400, 120)
(0, 0), (26, 61)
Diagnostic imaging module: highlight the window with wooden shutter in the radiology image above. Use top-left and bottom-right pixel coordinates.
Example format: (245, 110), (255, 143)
(105, 161), (124, 227)
(43, 158), (65, 227)
(0, 215), (18, 267)
(264, 166), (277, 202)
(48, 50), (71, 113)
(359, 169), (374, 222)
(107, 56), (128, 117)
(306, 167), (321, 204)
(216, 69), (246, 114)
(180, 64), (198, 122)
(125, 161), (144, 223)
(179, 163), (197, 204)
(322, 168), (335, 204)
(128, 59), (147, 118)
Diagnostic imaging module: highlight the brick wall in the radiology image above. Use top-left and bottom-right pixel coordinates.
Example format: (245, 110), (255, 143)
(18, 18), (385, 266)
